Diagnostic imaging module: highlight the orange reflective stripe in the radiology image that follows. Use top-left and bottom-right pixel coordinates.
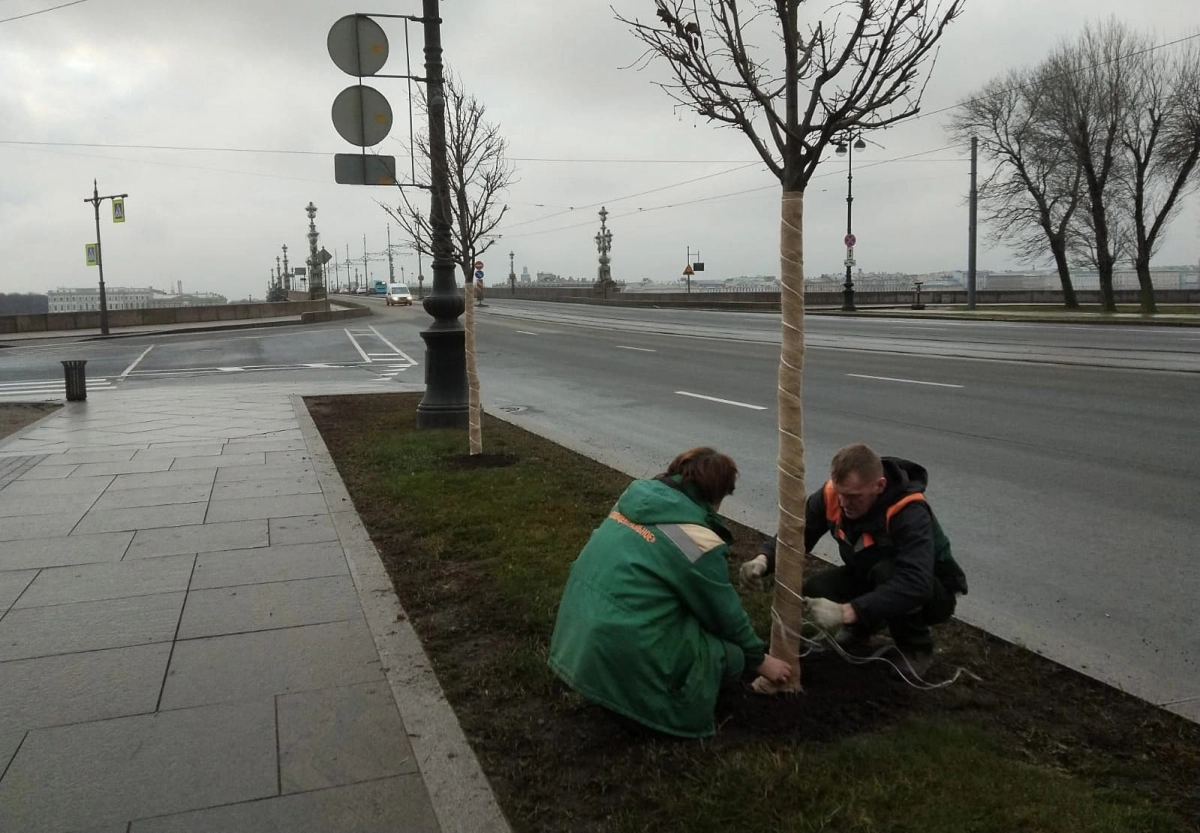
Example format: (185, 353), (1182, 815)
(885, 493), (926, 531)
(823, 480), (840, 525)
(860, 532), (875, 549)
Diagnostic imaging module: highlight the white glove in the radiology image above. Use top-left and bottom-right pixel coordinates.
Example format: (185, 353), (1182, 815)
(802, 596), (845, 633)
(739, 554), (770, 592)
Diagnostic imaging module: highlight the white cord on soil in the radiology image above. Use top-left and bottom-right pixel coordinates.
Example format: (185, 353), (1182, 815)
(770, 607), (980, 691)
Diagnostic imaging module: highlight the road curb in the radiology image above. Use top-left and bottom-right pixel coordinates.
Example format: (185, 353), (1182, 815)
(293, 393), (513, 833)
(807, 309), (1200, 327)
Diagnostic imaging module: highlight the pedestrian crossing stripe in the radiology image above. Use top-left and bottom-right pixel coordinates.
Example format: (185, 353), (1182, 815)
(0, 378), (113, 389)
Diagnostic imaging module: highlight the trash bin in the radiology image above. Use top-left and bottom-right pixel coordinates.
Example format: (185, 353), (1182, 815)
(62, 360), (87, 402)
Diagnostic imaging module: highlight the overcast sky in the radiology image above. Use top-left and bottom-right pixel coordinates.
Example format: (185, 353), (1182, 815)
(2, 0), (1197, 300)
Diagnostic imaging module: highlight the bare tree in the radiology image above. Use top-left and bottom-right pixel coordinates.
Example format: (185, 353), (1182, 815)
(618, 0), (963, 692)
(1040, 19), (1149, 312)
(384, 71), (516, 454)
(949, 69), (1083, 307)
(1118, 39), (1200, 313)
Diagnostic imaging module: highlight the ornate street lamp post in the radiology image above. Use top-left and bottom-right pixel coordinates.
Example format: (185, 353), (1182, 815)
(305, 202), (325, 301)
(415, 0), (468, 429)
(836, 134), (867, 312)
(594, 207), (614, 297)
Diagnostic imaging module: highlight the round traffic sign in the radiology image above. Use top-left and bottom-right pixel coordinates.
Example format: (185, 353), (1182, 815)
(844, 233), (857, 248)
(474, 260), (484, 270)
(328, 15), (389, 77)
(331, 85), (393, 147)
(474, 270), (484, 280)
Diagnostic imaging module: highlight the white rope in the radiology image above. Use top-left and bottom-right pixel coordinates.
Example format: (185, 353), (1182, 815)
(767, 608), (979, 691)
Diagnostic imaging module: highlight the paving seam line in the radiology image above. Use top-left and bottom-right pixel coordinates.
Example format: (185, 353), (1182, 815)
(291, 393), (513, 833)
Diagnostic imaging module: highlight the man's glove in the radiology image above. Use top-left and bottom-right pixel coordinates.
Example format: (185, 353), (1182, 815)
(802, 596), (845, 633)
(739, 554), (770, 592)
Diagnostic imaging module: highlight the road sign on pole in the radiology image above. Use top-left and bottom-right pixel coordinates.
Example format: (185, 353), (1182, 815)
(682, 264), (694, 276)
(331, 85), (393, 147)
(474, 260), (484, 270)
(474, 270), (484, 280)
(333, 154), (397, 186)
(844, 233), (857, 248)
(327, 14), (389, 77)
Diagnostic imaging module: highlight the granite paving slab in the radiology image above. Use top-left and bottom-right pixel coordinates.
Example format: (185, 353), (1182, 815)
(278, 681), (420, 793)
(13, 555), (195, 609)
(268, 514), (337, 546)
(177, 576), (362, 639)
(159, 618), (382, 710)
(0, 642), (172, 734)
(0, 592), (185, 661)
(0, 699), (277, 833)
(126, 519), (268, 559)
(190, 542), (348, 590)
(128, 775), (440, 833)
(0, 531), (133, 571)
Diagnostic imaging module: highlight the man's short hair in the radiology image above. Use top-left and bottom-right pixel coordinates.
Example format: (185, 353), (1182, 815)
(830, 443), (884, 483)
(666, 447), (738, 505)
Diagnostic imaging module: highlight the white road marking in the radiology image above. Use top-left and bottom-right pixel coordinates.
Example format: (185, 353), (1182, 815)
(119, 344), (154, 380)
(345, 329), (372, 362)
(675, 391), (767, 410)
(0, 378), (113, 396)
(217, 367), (244, 372)
(847, 373), (963, 388)
(617, 345), (657, 352)
(515, 330), (539, 336)
(367, 325), (411, 357)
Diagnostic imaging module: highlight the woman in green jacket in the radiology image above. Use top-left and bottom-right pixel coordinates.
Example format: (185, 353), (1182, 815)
(549, 447), (791, 738)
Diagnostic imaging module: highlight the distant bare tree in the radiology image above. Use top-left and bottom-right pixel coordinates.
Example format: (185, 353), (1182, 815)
(618, 0), (964, 692)
(1040, 20), (1149, 312)
(949, 69), (1083, 307)
(383, 71), (516, 454)
(1117, 39), (1200, 313)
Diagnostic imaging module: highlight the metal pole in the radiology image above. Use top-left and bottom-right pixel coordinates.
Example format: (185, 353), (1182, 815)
(387, 224), (396, 282)
(416, 0), (468, 429)
(968, 135), (978, 309)
(89, 181), (111, 335)
(842, 140), (857, 312)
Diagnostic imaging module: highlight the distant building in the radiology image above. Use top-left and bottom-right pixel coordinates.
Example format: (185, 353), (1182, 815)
(47, 286), (228, 313)
(520, 266), (532, 284)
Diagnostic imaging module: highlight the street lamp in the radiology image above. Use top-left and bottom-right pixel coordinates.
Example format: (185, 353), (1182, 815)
(509, 250), (516, 295)
(835, 134), (867, 312)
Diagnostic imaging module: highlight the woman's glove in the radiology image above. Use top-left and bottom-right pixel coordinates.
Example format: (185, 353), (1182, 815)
(738, 554), (770, 592)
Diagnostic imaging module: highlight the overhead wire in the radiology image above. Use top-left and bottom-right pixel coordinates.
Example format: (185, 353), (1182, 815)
(0, 0), (95, 25)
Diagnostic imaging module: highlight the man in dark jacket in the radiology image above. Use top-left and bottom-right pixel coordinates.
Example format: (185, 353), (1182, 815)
(740, 443), (967, 675)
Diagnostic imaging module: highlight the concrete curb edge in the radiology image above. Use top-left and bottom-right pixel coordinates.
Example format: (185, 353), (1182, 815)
(292, 394), (512, 833)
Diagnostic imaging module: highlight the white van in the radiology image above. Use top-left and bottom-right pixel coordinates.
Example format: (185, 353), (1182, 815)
(386, 284), (413, 306)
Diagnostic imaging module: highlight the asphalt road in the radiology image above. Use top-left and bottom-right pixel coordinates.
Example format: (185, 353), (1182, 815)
(2, 298), (1196, 719)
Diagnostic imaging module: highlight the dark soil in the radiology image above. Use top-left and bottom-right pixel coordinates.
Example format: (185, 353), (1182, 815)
(308, 392), (1200, 832)
(0, 402), (61, 441)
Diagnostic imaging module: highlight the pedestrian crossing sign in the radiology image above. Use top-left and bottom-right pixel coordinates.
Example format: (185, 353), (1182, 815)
(112, 198), (125, 223)
(85, 244), (98, 266)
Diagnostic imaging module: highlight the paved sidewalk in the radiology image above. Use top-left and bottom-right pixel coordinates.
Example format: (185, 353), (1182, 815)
(0, 382), (508, 832)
